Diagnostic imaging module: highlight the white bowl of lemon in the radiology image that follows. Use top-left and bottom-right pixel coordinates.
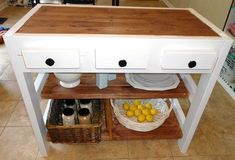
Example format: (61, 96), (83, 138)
(111, 99), (172, 132)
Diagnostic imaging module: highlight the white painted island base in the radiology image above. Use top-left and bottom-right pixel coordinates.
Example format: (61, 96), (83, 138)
(3, 4), (233, 156)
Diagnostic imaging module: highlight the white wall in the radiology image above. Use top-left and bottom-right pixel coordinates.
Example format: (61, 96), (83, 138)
(166, 0), (233, 30)
(166, 0), (190, 8)
(190, 0), (232, 29)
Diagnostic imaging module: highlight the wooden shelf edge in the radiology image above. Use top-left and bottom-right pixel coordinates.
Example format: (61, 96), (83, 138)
(41, 73), (189, 99)
(101, 110), (182, 141)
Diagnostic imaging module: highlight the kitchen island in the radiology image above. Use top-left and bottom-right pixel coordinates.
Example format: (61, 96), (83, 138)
(3, 4), (233, 156)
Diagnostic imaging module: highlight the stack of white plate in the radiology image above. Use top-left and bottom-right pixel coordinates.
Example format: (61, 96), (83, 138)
(125, 73), (180, 91)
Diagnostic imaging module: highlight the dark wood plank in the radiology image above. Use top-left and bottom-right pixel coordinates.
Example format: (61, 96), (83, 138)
(17, 5), (218, 36)
(41, 74), (189, 99)
(104, 99), (113, 138)
(102, 110), (182, 140)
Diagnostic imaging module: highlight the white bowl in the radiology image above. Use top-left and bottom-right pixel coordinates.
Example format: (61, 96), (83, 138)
(54, 73), (82, 88)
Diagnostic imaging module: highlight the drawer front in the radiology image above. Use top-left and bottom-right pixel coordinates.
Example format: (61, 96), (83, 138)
(22, 49), (80, 69)
(95, 49), (149, 69)
(161, 50), (217, 70)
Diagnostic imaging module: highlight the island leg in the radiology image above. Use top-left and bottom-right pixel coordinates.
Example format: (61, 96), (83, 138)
(14, 72), (48, 156)
(178, 42), (232, 152)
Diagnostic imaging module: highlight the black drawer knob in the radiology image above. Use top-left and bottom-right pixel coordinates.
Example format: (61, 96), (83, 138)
(45, 58), (55, 66)
(118, 60), (127, 67)
(188, 61), (197, 68)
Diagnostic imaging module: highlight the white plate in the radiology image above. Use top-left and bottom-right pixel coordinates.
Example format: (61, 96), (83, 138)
(125, 73), (180, 91)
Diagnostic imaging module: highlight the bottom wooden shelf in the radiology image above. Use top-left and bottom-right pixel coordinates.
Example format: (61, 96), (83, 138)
(45, 99), (182, 142)
(102, 110), (182, 140)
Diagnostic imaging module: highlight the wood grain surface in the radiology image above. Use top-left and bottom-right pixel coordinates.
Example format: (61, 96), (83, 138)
(41, 74), (188, 99)
(17, 5), (218, 36)
(101, 111), (182, 140)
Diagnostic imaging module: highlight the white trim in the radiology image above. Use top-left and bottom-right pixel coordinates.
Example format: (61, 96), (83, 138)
(13, 33), (223, 40)
(34, 73), (49, 97)
(180, 74), (196, 103)
(161, 0), (175, 8)
(0, 1), (7, 11)
(224, 30), (235, 47)
(172, 99), (185, 130)
(63, 3), (182, 9)
(43, 99), (51, 124)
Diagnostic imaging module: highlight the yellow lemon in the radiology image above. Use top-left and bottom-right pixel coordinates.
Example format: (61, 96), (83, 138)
(123, 103), (130, 111)
(150, 108), (158, 115)
(145, 103), (152, 109)
(134, 109), (142, 117)
(137, 114), (146, 123)
(129, 104), (137, 112)
(137, 104), (144, 110)
(133, 99), (141, 106)
(126, 110), (134, 117)
(142, 108), (150, 116)
(146, 115), (154, 122)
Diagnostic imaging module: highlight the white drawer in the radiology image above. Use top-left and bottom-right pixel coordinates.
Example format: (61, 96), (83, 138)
(95, 49), (148, 69)
(161, 50), (217, 70)
(22, 49), (80, 69)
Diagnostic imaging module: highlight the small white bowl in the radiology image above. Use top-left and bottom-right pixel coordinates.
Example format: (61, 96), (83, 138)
(54, 73), (82, 88)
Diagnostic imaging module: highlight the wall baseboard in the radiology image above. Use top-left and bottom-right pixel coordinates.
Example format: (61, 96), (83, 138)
(0, 1), (8, 11)
(161, 0), (175, 8)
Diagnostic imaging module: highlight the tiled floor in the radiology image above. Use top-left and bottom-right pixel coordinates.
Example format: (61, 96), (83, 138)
(0, 1), (235, 160)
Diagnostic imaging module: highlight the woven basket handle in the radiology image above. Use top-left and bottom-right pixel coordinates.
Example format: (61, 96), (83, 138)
(110, 99), (117, 111)
(110, 99), (173, 115)
(162, 98), (173, 119)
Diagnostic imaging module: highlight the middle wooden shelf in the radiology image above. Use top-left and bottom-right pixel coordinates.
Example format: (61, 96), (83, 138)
(41, 73), (189, 99)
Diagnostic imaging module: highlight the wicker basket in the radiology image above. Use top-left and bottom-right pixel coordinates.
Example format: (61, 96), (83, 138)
(46, 99), (103, 143)
(111, 99), (172, 132)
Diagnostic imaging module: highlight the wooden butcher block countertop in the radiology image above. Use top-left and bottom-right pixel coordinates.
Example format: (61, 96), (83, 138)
(17, 5), (219, 36)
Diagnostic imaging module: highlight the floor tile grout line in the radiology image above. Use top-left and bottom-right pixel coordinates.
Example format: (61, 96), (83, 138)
(126, 140), (130, 159)
(167, 139), (174, 157)
(0, 100), (21, 103)
(0, 126), (5, 136)
(0, 101), (19, 129)
(35, 149), (40, 160)
(172, 155), (226, 159)
(0, 63), (10, 77)
(126, 139), (177, 159)
(2, 126), (33, 128)
(0, 62), (17, 81)
(5, 125), (32, 127)
(0, 125), (39, 160)
(0, 99), (22, 102)
(0, 79), (18, 82)
(0, 79), (17, 81)
(4, 100), (21, 127)
(195, 128), (233, 157)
